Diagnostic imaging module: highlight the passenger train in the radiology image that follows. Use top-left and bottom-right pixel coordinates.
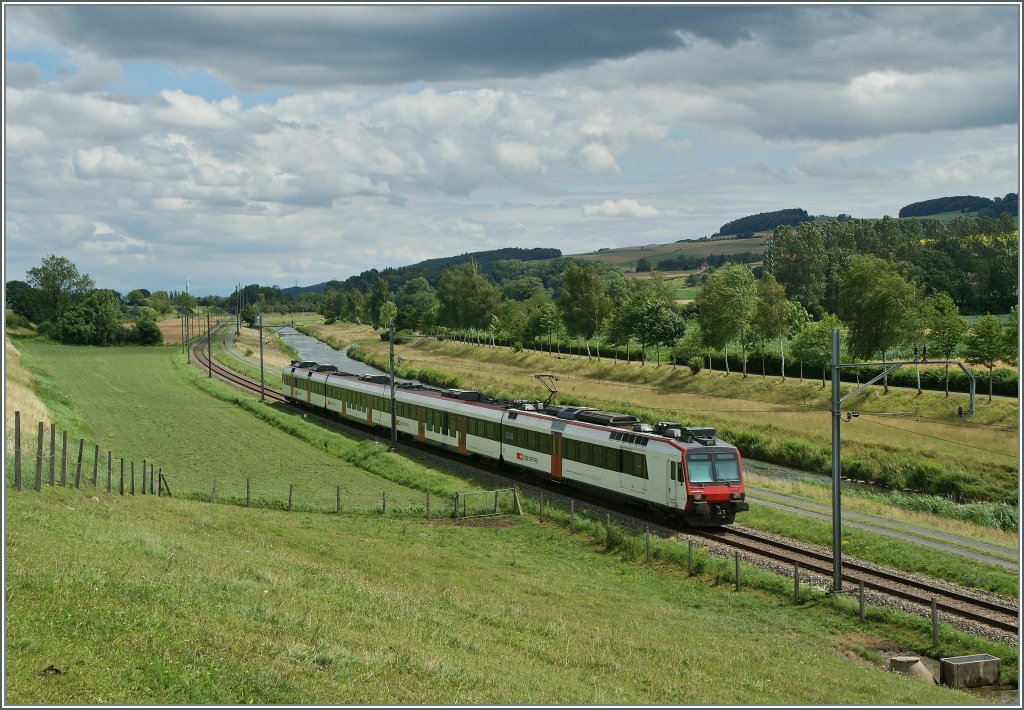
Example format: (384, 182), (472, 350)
(281, 361), (748, 526)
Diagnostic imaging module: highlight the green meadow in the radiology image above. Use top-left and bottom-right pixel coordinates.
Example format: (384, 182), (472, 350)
(4, 337), (1014, 703)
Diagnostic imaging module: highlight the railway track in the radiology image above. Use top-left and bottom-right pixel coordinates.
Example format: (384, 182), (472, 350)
(698, 527), (1019, 635)
(189, 330), (1019, 638)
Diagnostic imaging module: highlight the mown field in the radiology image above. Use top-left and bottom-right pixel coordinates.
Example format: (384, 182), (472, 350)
(4, 334), (1016, 703)
(573, 235), (766, 270)
(6, 486), (995, 705)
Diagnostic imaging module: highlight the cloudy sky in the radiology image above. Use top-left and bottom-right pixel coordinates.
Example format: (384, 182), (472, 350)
(3, 4), (1020, 296)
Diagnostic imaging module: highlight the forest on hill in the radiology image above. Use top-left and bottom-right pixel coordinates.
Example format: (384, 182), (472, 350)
(899, 194), (1017, 219)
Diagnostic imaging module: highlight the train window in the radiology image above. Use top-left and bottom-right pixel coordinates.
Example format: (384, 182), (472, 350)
(606, 447), (620, 471)
(442, 412), (449, 436)
(505, 429), (515, 442)
(540, 434), (551, 455)
(714, 453), (741, 481)
(527, 430), (537, 451)
(686, 453), (714, 484)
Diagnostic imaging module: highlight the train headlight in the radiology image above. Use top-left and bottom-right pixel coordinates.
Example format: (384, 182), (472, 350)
(689, 493), (705, 502)
(729, 493), (745, 501)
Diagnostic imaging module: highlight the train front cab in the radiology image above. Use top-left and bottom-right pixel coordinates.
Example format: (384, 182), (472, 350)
(680, 447), (748, 526)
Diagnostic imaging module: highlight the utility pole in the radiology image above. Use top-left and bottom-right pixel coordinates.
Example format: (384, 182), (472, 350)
(258, 313), (265, 401)
(236, 282), (241, 336)
(389, 318), (397, 451)
(207, 312), (212, 378)
(829, 330), (975, 593)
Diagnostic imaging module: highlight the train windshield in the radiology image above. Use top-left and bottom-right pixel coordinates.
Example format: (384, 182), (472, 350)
(686, 451), (741, 484)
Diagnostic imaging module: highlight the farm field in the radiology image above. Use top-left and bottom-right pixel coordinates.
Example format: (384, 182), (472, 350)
(5, 485), (996, 705)
(574, 235), (766, 271)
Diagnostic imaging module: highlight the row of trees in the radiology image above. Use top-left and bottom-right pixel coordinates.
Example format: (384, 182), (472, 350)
(764, 213), (1018, 316)
(325, 246), (1016, 401)
(6, 256), (164, 345)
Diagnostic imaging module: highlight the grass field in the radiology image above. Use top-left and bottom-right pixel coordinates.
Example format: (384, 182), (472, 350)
(4, 334), (1016, 702)
(574, 235), (766, 271)
(5, 485), (1001, 705)
(8, 339), (483, 511)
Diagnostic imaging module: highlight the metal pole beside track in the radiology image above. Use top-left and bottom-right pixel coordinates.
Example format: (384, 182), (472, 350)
(258, 314), (265, 401)
(207, 312), (212, 378)
(389, 318), (397, 452)
(831, 328), (843, 594)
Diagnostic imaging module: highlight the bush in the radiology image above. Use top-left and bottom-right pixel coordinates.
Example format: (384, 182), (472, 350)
(687, 356), (704, 374)
(5, 311), (32, 329)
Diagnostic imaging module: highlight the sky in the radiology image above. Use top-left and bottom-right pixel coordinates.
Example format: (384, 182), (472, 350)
(3, 3), (1021, 296)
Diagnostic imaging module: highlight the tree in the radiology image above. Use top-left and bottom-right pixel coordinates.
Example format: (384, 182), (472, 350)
(763, 224), (827, 316)
(132, 311), (164, 345)
(926, 293), (968, 396)
(4, 280), (44, 323)
(963, 315), (1006, 402)
(51, 290), (125, 345)
(751, 273), (792, 378)
(790, 314), (845, 386)
(695, 264), (757, 376)
(556, 262), (611, 358)
(436, 260), (500, 334)
(379, 300), (398, 330)
(491, 299), (529, 348)
(26, 255), (95, 325)
(838, 254), (924, 394)
(635, 258), (652, 273)
(365, 277), (394, 329)
(395, 278), (438, 332)
(240, 303), (260, 327)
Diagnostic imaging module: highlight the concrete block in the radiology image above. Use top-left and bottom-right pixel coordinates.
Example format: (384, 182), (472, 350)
(889, 656), (936, 684)
(940, 654), (1000, 689)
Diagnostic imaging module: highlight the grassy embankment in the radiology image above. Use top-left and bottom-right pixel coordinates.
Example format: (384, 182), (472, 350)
(4, 334), (1016, 702)
(8, 338), (481, 511)
(8, 485), (1003, 705)
(289, 323), (1019, 596)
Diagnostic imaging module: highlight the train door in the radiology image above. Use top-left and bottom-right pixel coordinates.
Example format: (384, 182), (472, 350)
(457, 416), (467, 455)
(551, 433), (563, 481)
(417, 407), (426, 443)
(667, 458), (679, 507)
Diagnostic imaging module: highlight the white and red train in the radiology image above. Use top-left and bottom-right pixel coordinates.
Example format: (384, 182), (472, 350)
(282, 361), (748, 526)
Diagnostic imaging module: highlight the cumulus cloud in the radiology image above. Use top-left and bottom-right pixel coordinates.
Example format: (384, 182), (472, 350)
(2, 4), (1018, 294)
(581, 199), (661, 218)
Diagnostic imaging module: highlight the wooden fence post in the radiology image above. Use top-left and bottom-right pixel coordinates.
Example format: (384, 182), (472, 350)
(381, 491), (386, 514)
(794, 563), (800, 603)
(425, 491), (430, 518)
(645, 527), (651, 562)
(931, 597), (939, 645)
(107, 452), (112, 493)
(141, 459), (147, 494)
(60, 431), (67, 486)
(130, 462), (135, 495)
(859, 580), (865, 621)
(246, 478), (251, 507)
(539, 492), (544, 522)
(75, 439), (83, 489)
(48, 423), (55, 486)
(119, 458), (124, 496)
(336, 485), (341, 514)
(92, 444), (99, 487)
(688, 540), (693, 575)
(453, 493), (459, 519)
(14, 411), (22, 490)
(210, 477), (216, 503)
(570, 500), (575, 532)
(150, 464), (155, 495)
(734, 552), (741, 592)
(288, 484), (293, 511)
(35, 421), (44, 492)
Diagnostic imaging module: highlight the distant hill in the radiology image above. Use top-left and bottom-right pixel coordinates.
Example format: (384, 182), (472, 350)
(715, 208), (809, 237)
(898, 194), (1017, 219)
(283, 247), (562, 297)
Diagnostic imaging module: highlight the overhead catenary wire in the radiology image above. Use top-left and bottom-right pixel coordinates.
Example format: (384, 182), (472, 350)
(855, 415), (1018, 459)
